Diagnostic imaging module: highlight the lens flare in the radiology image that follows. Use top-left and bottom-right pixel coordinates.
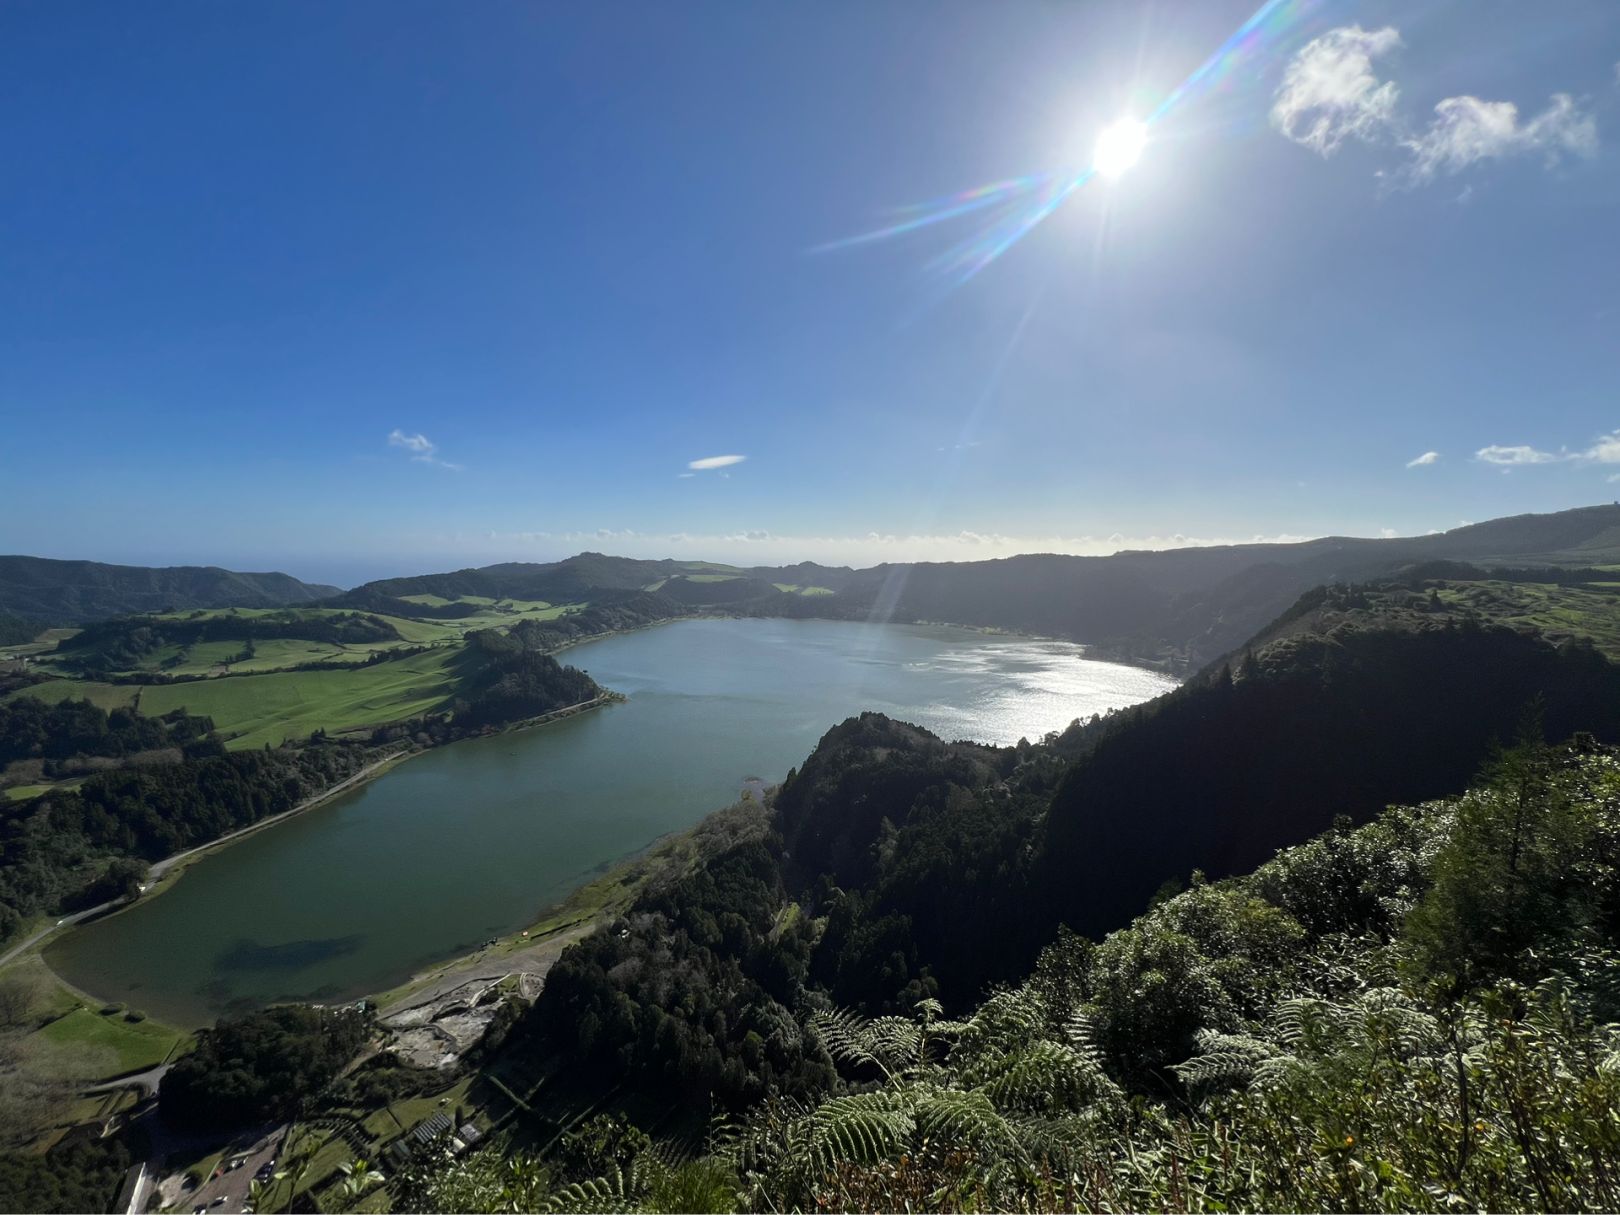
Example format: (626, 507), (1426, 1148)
(816, 0), (1317, 285)
(1093, 119), (1147, 179)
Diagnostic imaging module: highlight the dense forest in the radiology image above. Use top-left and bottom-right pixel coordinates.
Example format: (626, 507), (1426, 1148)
(0, 615), (42, 647)
(452, 622), (606, 729)
(0, 697), (214, 771)
(408, 730), (1620, 1212)
(160, 1005), (371, 1128)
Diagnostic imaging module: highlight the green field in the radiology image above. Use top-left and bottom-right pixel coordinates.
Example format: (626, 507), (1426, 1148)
(1435, 579), (1620, 661)
(6, 649), (461, 747)
(3, 784), (51, 802)
(136, 648), (462, 747)
(0, 956), (187, 1093)
(773, 583), (834, 596)
(35, 1006), (182, 1075)
(29, 603), (581, 678)
(2, 597), (598, 747)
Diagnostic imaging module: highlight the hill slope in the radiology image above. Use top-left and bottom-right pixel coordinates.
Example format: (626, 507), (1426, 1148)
(338, 505), (1620, 669)
(0, 556), (339, 624)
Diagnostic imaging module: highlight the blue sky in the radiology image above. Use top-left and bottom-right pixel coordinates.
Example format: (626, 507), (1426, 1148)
(1, 0), (1617, 586)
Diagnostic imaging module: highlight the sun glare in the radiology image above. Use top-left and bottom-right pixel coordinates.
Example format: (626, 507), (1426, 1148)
(1093, 118), (1147, 180)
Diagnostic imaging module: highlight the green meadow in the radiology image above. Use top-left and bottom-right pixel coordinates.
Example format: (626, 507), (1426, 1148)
(1435, 579), (1620, 661)
(6, 649), (460, 748)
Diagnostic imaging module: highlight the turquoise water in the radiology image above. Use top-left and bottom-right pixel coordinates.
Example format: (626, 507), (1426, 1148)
(46, 618), (1176, 1026)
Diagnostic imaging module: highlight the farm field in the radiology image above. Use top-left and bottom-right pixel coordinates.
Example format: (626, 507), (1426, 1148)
(1, 596), (600, 759)
(4, 648), (461, 748)
(137, 648), (462, 747)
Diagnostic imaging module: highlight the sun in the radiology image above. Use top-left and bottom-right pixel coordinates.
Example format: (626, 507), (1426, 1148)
(1093, 118), (1147, 180)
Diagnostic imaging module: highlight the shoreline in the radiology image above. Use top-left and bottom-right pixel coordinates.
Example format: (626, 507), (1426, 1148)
(19, 613), (1176, 1018)
(14, 695), (621, 992)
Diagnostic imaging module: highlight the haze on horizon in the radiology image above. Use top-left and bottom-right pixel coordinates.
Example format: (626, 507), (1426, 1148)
(2, 0), (1618, 588)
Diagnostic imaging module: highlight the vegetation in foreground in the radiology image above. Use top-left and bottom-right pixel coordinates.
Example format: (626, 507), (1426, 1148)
(404, 734), (1620, 1212)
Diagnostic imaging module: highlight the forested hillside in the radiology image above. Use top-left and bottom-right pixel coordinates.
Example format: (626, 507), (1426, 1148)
(411, 733), (1620, 1212)
(0, 556), (338, 623)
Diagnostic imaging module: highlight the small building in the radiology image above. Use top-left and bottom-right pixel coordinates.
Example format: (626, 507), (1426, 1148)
(409, 1111), (454, 1150)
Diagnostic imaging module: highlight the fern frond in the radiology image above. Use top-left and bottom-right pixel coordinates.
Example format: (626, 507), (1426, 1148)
(972, 1039), (1106, 1113)
(801, 1091), (914, 1173)
(810, 1007), (890, 1077)
(1171, 1029), (1277, 1092)
(913, 1087), (1023, 1158)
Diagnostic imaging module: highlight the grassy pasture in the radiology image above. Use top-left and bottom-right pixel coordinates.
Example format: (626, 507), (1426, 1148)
(2, 600), (586, 747)
(773, 583), (834, 596)
(137, 648), (461, 748)
(34, 1007), (181, 1075)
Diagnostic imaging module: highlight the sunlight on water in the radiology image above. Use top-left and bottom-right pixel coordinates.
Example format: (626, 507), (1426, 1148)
(48, 619), (1177, 1025)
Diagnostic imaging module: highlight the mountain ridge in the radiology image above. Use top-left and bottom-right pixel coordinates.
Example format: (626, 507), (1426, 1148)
(333, 504), (1620, 669)
(0, 556), (340, 624)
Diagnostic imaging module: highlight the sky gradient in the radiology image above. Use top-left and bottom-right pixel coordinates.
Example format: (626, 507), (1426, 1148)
(2, 0), (1618, 587)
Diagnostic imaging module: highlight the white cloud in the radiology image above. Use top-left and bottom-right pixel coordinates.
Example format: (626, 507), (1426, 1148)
(1274, 27), (1599, 185)
(388, 429), (434, 454)
(1380, 528), (1398, 538)
(1475, 444), (1559, 465)
(1404, 92), (1597, 181)
(1470, 430), (1620, 468)
(1406, 450), (1440, 467)
(1576, 430), (1620, 464)
(1271, 26), (1403, 155)
(688, 454), (747, 471)
(387, 429), (463, 471)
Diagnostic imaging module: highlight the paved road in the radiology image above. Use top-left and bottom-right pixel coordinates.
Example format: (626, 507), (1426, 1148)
(169, 1125), (287, 1215)
(0, 754), (403, 971)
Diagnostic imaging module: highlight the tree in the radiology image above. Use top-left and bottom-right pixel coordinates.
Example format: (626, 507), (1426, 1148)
(1406, 733), (1597, 996)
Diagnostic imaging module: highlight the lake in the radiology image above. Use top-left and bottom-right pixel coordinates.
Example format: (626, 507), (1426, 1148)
(46, 618), (1177, 1026)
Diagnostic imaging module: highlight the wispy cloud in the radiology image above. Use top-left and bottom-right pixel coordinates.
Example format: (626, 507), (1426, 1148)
(387, 429), (463, 471)
(1473, 430), (1620, 468)
(1475, 444), (1559, 465)
(1274, 26), (1598, 185)
(688, 454), (747, 471)
(1406, 450), (1440, 468)
(1271, 26), (1403, 156)
(1404, 93), (1596, 182)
